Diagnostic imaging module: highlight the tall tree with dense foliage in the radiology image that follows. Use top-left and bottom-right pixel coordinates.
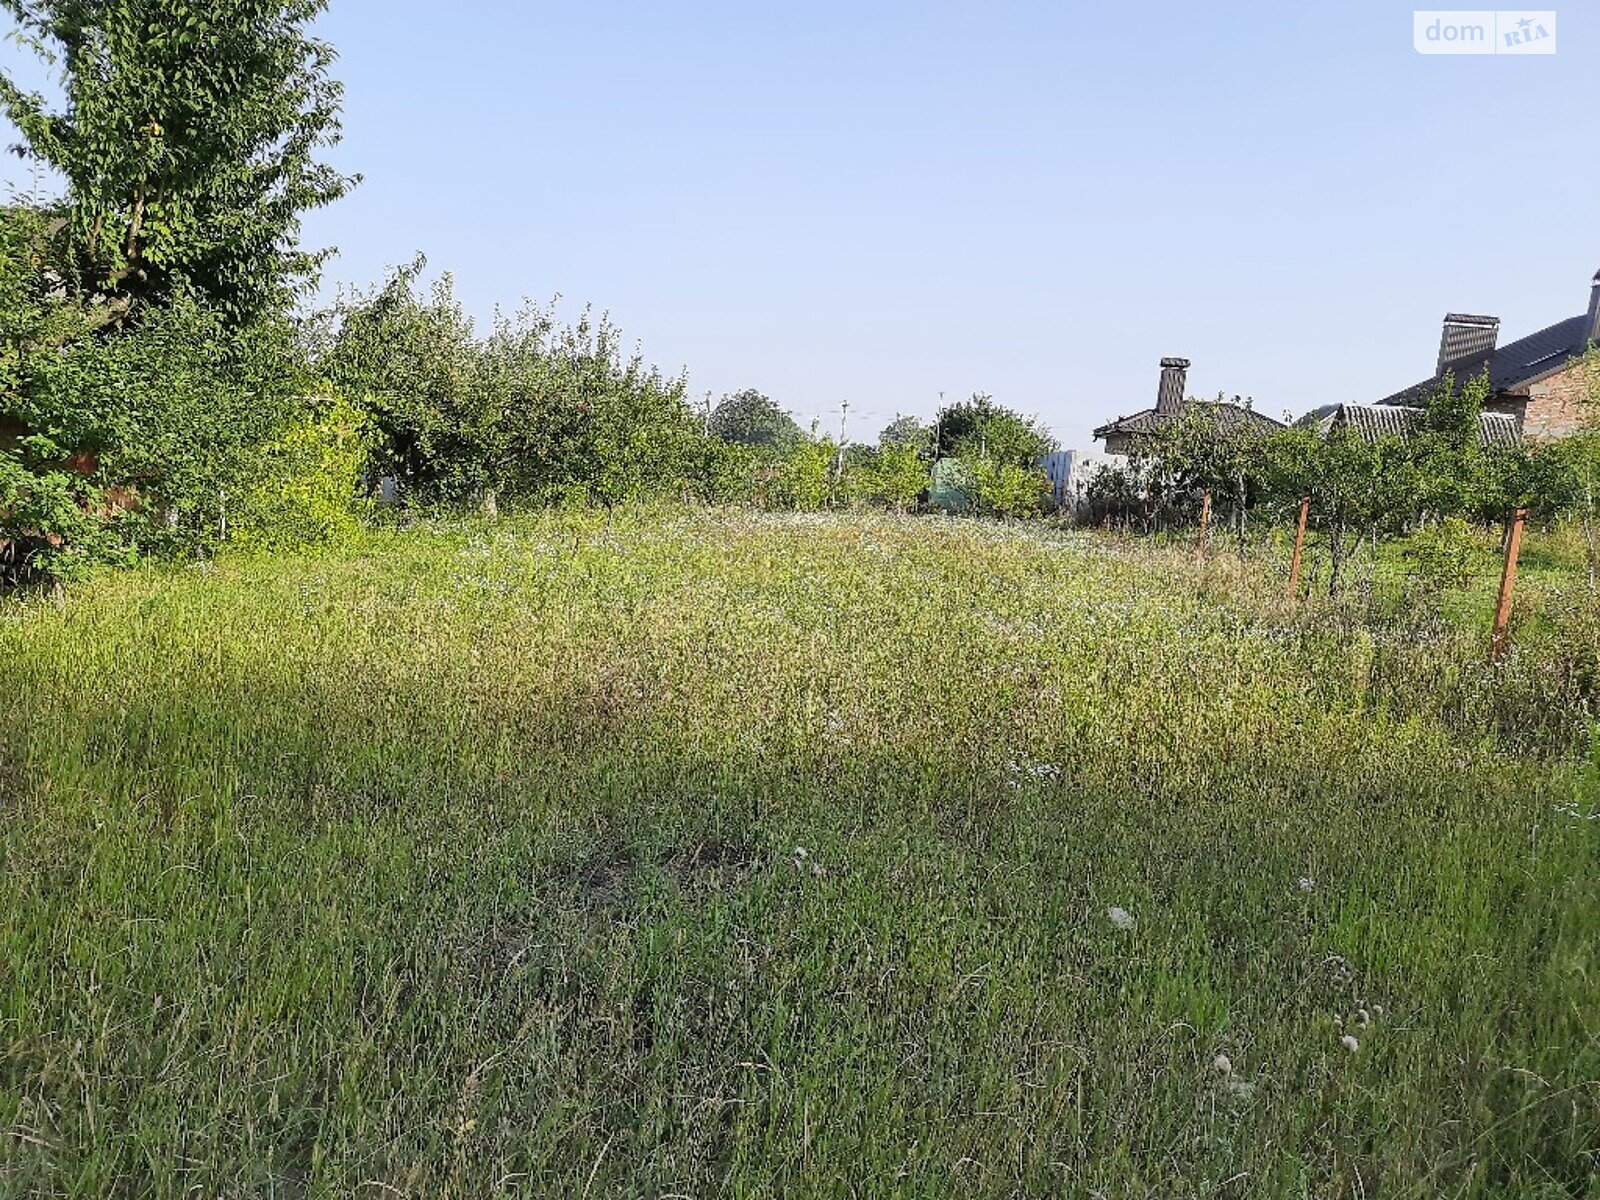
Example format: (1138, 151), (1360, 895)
(0, 0), (356, 578)
(928, 393), (1053, 515)
(0, 0), (355, 323)
(933, 392), (1054, 462)
(708, 389), (803, 452)
(878, 414), (934, 460)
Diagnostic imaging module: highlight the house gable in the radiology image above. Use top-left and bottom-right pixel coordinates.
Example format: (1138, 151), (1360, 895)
(1508, 352), (1598, 441)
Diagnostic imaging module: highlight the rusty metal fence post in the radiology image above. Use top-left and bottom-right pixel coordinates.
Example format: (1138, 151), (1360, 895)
(1287, 494), (1311, 600)
(1489, 506), (1528, 663)
(1196, 489), (1212, 560)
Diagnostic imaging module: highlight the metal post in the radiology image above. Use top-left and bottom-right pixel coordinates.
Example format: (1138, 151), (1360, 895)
(832, 399), (849, 498)
(1196, 489), (1212, 559)
(1489, 506), (1528, 663)
(1287, 494), (1311, 600)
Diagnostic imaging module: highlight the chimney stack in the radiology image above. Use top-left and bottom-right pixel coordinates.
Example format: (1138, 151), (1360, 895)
(1436, 313), (1500, 375)
(1587, 269), (1600, 345)
(1156, 357), (1189, 415)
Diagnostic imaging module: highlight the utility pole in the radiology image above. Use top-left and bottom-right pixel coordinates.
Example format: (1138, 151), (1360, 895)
(833, 399), (850, 494)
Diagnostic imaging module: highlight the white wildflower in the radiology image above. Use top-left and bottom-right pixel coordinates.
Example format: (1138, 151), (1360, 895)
(1107, 906), (1136, 931)
(1004, 754), (1061, 789)
(1212, 1054), (1233, 1077)
(1297, 877), (1315, 892)
(1340, 1035), (1360, 1053)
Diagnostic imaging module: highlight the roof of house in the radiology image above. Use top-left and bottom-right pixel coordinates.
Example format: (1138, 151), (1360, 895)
(1380, 313), (1593, 407)
(1092, 399), (1284, 441)
(1301, 402), (1522, 450)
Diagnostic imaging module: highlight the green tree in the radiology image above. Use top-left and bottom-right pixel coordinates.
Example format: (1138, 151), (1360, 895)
(772, 437), (834, 510)
(708, 389), (803, 452)
(1138, 398), (1272, 550)
(480, 303), (701, 507)
(319, 258), (483, 498)
(322, 261), (705, 508)
(0, 0), (356, 323)
(934, 393), (1053, 463)
(878, 413), (934, 460)
(1409, 369), (1494, 521)
(1, 236), (320, 578)
(1260, 424), (1406, 596)
(845, 441), (928, 511)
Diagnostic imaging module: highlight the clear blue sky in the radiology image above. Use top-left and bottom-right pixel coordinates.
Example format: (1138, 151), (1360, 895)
(4, 1), (1596, 447)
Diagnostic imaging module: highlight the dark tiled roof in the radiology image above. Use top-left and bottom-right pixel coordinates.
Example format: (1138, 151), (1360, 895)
(1380, 314), (1592, 406)
(1093, 400), (1283, 440)
(1301, 403), (1521, 450)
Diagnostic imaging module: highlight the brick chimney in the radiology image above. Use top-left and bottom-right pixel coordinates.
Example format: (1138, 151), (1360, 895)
(1436, 313), (1500, 375)
(1156, 357), (1189, 414)
(1587, 269), (1600, 345)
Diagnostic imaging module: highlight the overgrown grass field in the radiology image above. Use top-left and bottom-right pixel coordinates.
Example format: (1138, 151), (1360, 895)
(2, 511), (1597, 1197)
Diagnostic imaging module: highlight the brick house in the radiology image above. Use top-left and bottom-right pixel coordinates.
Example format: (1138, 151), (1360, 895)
(1377, 270), (1600, 441)
(1093, 357), (1283, 455)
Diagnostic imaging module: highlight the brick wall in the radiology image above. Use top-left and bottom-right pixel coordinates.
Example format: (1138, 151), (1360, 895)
(1506, 352), (1598, 442)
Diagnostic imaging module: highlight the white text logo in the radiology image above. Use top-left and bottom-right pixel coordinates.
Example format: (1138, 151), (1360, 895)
(1414, 11), (1556, 54)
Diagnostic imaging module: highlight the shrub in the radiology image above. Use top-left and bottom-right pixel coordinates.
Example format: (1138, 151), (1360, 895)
(772, 439), (836, 510)
(1400, 517), (1490, 594)
(679, 438), (760, 506)
(232, 394), (371, 549)
(322, 262), (708, 508)
(844, 442), (928, 512)
(21, 296), (314, 550)
(963, 456), (1049, 517)
(1, 203), (326, 576)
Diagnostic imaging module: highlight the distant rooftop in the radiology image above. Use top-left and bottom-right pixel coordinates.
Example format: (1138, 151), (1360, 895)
(1093, 398), (1283, 441)
(1301, 402), (1522, 450)
(1381, 271), (1600, 406)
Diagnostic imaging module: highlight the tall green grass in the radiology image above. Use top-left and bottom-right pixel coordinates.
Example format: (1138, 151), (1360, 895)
(2, 510), (1596, 1197)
